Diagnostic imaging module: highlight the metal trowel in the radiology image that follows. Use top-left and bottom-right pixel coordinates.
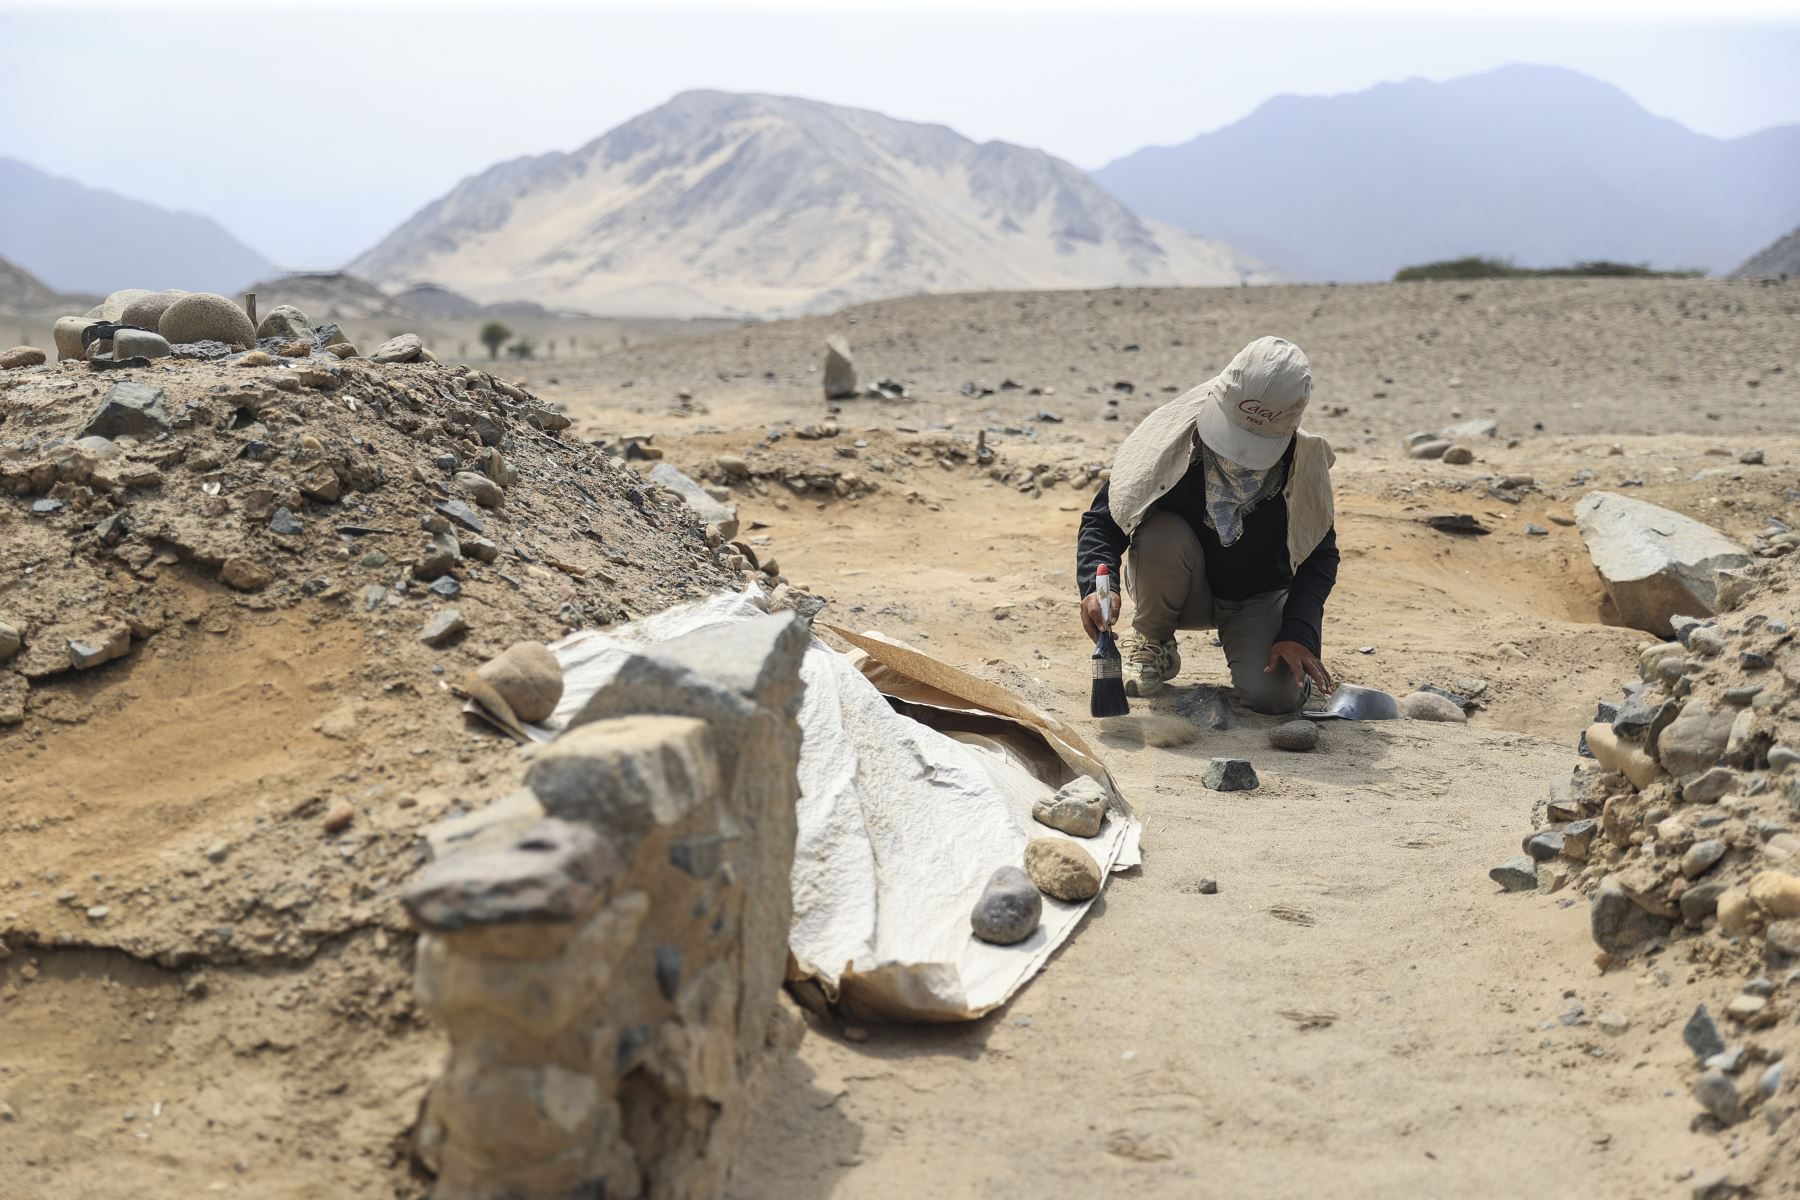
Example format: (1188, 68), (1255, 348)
(1303, 683), (1400, 721)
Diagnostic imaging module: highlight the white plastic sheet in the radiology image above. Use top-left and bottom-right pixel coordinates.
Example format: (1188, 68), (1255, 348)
(516, 588), (1141, 1022)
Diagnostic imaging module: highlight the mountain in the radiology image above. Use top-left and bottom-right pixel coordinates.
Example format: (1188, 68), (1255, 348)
(245, 271), (400, 322)
(348, 90), (1264, 317)
(1093, 65), (1800, 282)
(0, 254), (62, 312)
(1736, 226), (1800, 279)
(0, 158), (276, 296)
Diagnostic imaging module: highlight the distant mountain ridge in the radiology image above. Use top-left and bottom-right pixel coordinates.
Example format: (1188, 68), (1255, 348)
(348, 90), (1266, 317)
(1736, 226), (1800, 279)
(1093, 65), (1800, 282)
(0, 158), (275, 296)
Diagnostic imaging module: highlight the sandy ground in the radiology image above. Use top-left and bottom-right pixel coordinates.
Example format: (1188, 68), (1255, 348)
(3, 277), (1797, 1197)
(540, 278), (1799, 1197)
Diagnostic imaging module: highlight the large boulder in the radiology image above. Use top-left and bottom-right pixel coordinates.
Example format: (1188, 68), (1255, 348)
(53, 315), (99, 361)
(255, 304), (313, 341)
(85, 288), (153, 321)
(159, 292), (257, 348)
(1574, 492), (1751, 636)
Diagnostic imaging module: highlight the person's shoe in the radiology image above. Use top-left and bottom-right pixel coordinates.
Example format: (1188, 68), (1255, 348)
(1123, 634), (1180, 697)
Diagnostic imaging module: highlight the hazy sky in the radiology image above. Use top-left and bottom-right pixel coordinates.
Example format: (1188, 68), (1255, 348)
(3, 0), (1796, 269)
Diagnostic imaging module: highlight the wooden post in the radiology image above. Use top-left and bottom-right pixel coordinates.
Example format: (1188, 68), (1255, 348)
(244, 293), (257, 327)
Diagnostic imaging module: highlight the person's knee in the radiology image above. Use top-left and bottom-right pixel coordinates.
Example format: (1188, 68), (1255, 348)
(1235, 667), (1304, 715)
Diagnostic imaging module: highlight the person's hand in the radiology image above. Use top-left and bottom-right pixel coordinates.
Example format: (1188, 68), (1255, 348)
(1265, 640), (1334, 695)
(1080, 591), (1119, 642)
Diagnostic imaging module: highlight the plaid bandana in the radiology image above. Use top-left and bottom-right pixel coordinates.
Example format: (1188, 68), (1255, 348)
(1201, 443), (1286, 547)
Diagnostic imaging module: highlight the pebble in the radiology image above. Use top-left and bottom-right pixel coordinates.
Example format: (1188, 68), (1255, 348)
(322, 801), (355, 833)
(1401, 690), (1466, 722)
(1202, 757), (1258, 791)
(429, 577), (462, 599)
(268, 508), (303, 536)
(1489, 855), (1538, 892)
(1724, 994), (1766, 1022)
(970, 865), (1042, 944)
(1441, 444), (1474, 465)
(85, 905), (110, 922)
(1706, 1046), (1745, 1074)
(112, 329), (172, 360)
(1023, 838), (1102, 902)
(1524, 523), (1548, 536)
(1737, 448), (1765, 465)
(716, 454), (750, 478)
(1683, 767), (1738, 803)
(1768, 745), (1800, 770)
(371, 333), (424, 363)
(1032, 777), (1107, 837)
(1268, 721), (1319, 752)
(419, 608), (468, 647)
(1524, 831), (1564, 861)
(1596, 1011), (1630, 1035)
(456, 471), (504, 508)
(1409, 438), (1451, 460)
(205, 841), (229, 863)
(1759, 1061), (1785, 1101)
(1684, 1004), (1726, 1061)
(1680, 839), (1726, 879)
(1693, 1069), (1739, 1125)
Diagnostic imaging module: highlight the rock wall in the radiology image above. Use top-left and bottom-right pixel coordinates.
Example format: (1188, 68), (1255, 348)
(403, 611), (808, 1200)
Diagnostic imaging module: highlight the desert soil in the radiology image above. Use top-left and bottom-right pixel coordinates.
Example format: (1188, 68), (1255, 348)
(3, 277), (1798, 1197)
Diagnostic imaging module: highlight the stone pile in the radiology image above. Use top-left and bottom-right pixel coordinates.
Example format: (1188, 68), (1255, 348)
(970, 775), (1114, 944)
(0, 336), (739, 731)
(404, 612), (807, 1199)
(1498, 551), (1799, 1150)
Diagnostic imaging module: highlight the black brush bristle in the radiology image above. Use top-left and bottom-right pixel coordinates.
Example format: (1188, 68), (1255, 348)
(1090, 630), (1130, 718)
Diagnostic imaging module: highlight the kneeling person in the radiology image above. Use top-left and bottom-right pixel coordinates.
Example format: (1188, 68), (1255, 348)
(1076, 336), (1338, 713)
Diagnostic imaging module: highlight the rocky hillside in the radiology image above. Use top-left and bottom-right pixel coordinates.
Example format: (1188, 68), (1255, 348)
(1736, 225), (1800, 280)
(348, 90), (1265, 317)
(0, 254), (61, 313)
(1095, 64), (1800, 281)
(0, 157), (275, 295)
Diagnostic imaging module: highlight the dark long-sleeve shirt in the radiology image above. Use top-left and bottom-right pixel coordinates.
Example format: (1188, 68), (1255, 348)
(1075, 442), (1340, 654)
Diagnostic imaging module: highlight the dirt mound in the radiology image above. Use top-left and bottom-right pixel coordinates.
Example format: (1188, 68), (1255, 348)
(0, 349), (734, 1196)
(1509, 550), (1800, 1187)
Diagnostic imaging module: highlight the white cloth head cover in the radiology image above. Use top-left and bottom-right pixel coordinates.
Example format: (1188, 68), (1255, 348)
(1193, 336), (1312, 470)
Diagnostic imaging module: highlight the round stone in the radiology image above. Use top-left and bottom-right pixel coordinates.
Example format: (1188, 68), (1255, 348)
(1442, 444), (1475, 465)
(1401, 691), (1467, 722)
(970, 865), (1041, 945)
(1269, 720), (1319, 752)
(1024, 837), (1102, 902)
(475, 641), (563, 723)
(255, 304), (313, 341)
(53, 315), (99, 360)
(119, 290), (187, 331)
(159, 293), (257, 347)
(86, 288), (153, 321)
(0, 346), (47, 370)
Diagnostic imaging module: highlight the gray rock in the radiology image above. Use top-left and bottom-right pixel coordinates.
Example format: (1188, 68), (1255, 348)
(401, 818), (621, 931)
(1441, 418), (1497, 440)
(436, 498), (486, 534)
(371, 333), (424, 364)
(1766, 919), (1800, 956)
(1524, 831), (1564, 861)
(81, 382), (169, 439)
(1681, 879), (1728, 926)
(1706, 1046), (1746, 1074)
(111, 329), (172, 360)
(119, 290), (186, 331)
(1032, 776), (1107, 837)
(268, 507), (303, 536)
(1409, 438), (1452, 460)
(1684, 767), (1739, 803)
(1659, 704), (1735, 778)
(68, 624), (129, 671)
(970, 865), (1042, 945)
(1269, 720), (1319, 752)
(1490, 855), (1539, 892)
(1684, 1004), (1727, 1061)
(420, 608), (468, 646)
(1574, 492), (1753, 636)
(1681, 839), (1726, 878)
(1591, 876), (1673, 953)
(1693, 1069), (1740, 1125)
(159, 293), (257, 347)
(1202, 757), (1258, 791)
(650, 461), (739, 541)
(1174, 684), (1234, 731)
(455, 471), (504, 508)
(429, 577), (461, 598)
(254, 304), (312, 340)
(1759, 1061), (1785, 1101)
(1768, 746), (1800, 771)
(823, 335), (857, 399)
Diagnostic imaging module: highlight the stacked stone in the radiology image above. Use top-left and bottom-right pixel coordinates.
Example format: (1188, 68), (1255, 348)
(1500, 555), (1800, 1141)
(403, 612), (807, 1200)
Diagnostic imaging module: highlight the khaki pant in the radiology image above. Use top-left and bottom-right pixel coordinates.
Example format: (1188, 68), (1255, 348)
(1124, 511), (1305, 715)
